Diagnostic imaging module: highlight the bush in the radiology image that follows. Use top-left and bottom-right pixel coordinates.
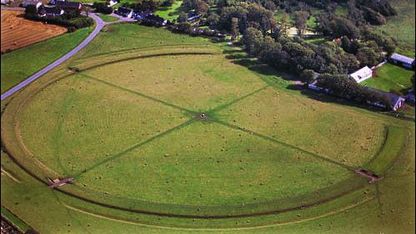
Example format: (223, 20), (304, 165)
(93, 2), (113, 14)
(67, 26), (77, 32)
(69, 16), (94, 28)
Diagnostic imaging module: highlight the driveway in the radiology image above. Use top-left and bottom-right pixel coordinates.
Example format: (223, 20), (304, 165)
(1, 13), (105, 101)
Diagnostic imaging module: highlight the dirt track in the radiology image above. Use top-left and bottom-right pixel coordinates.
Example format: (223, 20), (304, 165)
(1, 10), (67, 53)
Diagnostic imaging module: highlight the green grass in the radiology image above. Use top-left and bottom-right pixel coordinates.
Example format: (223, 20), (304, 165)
(0, 27), (92, 94)
(97, 13), (118, 22)
(335, 5), (348, 17)
(1, 24), (414, 233)
(374, 0), (415, 53)
(361, 63), (414, 92)
(306, 15), (317, 30)
(155, 0), (183, 21)
(1, 207), (31, 232)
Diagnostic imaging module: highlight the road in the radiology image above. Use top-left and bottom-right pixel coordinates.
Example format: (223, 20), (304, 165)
(1, 13), (105, 101)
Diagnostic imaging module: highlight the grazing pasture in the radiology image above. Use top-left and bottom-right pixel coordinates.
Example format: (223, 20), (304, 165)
(375, 0), (415, 55)
(1, 24), (414, 233)
(1, 10), (67, 53)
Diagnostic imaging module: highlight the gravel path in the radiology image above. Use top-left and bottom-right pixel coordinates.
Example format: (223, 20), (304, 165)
(1, 13), (105, 101)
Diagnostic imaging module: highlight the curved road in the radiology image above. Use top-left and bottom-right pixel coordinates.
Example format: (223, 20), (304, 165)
(1, 13), (105, 101)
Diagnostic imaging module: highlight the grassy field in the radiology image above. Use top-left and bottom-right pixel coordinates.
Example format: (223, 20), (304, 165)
(375, 0), (415, 55)
(155, 0), (183, 21)
(0, 27), (92, 94)
(97, 13), (119, 22)
(361, 63), (414, 92)
(1, 24), (414, 233)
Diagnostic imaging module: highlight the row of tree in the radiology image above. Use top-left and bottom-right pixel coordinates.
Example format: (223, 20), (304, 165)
(316, 73), (393, 110)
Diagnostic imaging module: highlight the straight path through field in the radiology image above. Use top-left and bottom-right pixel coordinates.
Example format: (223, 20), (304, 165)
(1, 13), (105, 101)
(213, 119), (355, 171)
(73, 119), (195, 178)
(79, 73), (196, 114)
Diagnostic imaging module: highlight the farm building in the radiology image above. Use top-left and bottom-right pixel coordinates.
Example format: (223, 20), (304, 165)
(21, 0), (42, 8)
(349, 66), (373, 83)
(389, 53), (415, 69)
(107, 0), (118, 7)
(56, 0), (82, 12)
(115, 7), (133, 18)
(38, 5), (64, 17)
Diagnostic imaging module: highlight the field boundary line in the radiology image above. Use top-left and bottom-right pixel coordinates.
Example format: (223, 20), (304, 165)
(77, 43), (217, 60)
(72, 119), (195, 178)
(73, 51), (218, 72)
(207, 85), (270, 114)
(1, 167), (21, 183)
(213, 120), (355, 171)
(79, 73), (196, 114)
(62, 196), (375, 230)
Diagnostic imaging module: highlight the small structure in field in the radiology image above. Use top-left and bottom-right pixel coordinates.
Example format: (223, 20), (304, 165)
(355, 168), (383, 183)
(47, 177), (74, 188)
(389, 53), (415, 69)
(349, 66), (373, 83)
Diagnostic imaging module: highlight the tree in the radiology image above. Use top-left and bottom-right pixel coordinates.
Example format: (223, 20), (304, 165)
(294, 11), (309, 37)
(278, 12), (290, 35)
(231, 17), (239, 40)
(242, 27), (263, 56)
(178, 12), (188, 23)
(301, 69), (316, 84)
(356, 47), (383, 67)
(206, 13), (220, 29)
(195, 0), (209, 15)
(24, 5), (37, 16)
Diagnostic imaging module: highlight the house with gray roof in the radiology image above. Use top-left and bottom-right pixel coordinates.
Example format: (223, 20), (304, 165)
(389, 53), (415, 69)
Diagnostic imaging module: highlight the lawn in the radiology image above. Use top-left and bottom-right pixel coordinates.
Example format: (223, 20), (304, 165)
(155, 0), (183, 21)
(1, 24), (414, 233)
(361, 63), (414, 92)
(0, 27), (93, 94)
(97, 13), (119, 22)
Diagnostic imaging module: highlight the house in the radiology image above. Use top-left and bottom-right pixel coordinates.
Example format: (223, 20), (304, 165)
(133, 10), (151, 20)
(107, 0), (117, 7)
(56, 0), (82, 12)
(115, 6), (133, 18)
(349, 66), (373, 83)
(21, 0), (42, 8)
(367, 91), (406, 111)
(307, 80), (330, 94)
(389, 53), (415, 69)
(389, 93), (406, 111)
(1, 0), (10, 5)
(48, 0), (65, 5)
(38, 5), (64, 17)
(187, 11), (201, 22)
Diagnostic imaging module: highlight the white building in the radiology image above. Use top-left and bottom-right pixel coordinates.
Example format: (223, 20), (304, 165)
(349, 66), (373, 83)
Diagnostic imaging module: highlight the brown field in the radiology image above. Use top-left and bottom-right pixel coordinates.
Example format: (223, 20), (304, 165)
(1, 10), (67, 53)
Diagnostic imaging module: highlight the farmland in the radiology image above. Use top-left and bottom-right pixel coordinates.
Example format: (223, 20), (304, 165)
(1, 24), (414, 233)
(1, 10), (67, 53)
(1, 26), (92, 93)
